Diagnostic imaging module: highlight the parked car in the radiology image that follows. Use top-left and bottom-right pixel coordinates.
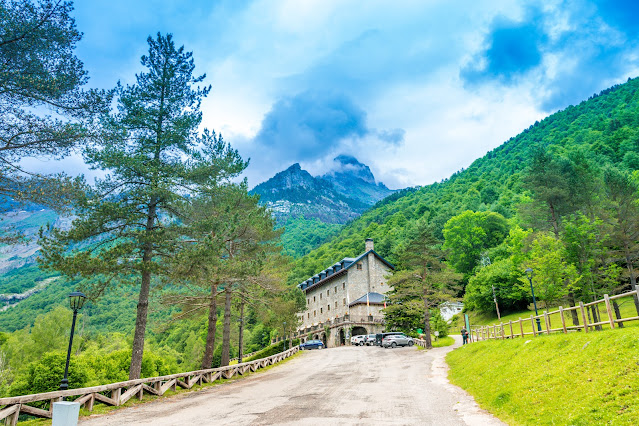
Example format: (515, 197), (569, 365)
(375, 332), (407, 346)
(350, 335), (367, 346)
(365, 334), (377, 346)
(300, 339), (324, 350)
(382, 334), (414, 348)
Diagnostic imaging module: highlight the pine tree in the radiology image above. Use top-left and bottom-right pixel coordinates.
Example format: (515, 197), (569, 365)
(387, 219), (461, 349)
(0, 0), (106, 213)
(38, 34), (246, 379)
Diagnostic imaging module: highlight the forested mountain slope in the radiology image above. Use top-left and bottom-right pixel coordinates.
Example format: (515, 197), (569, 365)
(288, 77), (639, 285)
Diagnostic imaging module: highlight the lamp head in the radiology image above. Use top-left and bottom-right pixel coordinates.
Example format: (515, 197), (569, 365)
(525, 268), (533, 279)
(68, 291), (87, 311)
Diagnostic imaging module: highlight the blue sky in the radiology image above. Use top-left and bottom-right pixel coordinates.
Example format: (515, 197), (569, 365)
(41, 0), (639, 189)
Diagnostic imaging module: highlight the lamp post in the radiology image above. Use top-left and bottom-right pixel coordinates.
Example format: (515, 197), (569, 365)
(60, 292), (87, 391)
(525, 268), (542, 332)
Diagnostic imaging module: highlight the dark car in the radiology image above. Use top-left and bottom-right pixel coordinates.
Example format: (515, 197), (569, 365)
(375, 332), (407, 346)
(300, 339), (324, 350)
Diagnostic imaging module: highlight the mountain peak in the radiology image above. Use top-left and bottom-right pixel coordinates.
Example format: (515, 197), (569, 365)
(334, 155), (362, 167)
(326, 154), (375, 185)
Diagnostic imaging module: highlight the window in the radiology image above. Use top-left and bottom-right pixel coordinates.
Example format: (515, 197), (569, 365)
(327, 304), (330, 311)
(320, 293), (322, 300)
(357, 263), (362, 270)
(313, 296), (316, 302)
(307, 313), (310, 319)
(314, 310), (316, 317)
(334, 286), (337, 293)
(342, 282), (345, 289)
(335, 301), (337, 308)
(327, 289), (330, 296)
(343, 298), (346, 306)
(307, 299), (309, 305)
(320, 307), (323, 313)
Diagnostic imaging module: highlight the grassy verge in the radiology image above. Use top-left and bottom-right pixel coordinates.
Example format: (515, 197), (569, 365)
(446, 327), (639, 425)
(432, 336), (455, 347)
(18, 351), (302, 425)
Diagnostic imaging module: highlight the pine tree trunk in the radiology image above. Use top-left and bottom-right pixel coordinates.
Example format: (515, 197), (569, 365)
(220, 285), (232, 367)
(129, 202), (157, 380)
(612, 300), (624, 329)
(238, 298), (244, 364)
(590, 305), (602, 331)
(201, 284), (218, 369)
(423, 296), (432, 349)
(567, 291), (579, 326)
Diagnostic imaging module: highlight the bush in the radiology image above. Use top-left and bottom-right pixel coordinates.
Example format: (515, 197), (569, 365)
(10, 352), (89, 396)
(244, 339), (299, 362)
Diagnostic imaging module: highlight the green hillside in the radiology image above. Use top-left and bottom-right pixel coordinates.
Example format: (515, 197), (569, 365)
(288, 77), (639, 285)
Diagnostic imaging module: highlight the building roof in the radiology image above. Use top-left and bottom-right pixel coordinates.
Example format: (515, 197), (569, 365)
(349, 292), (387, 307)
(297, 249), (394, 293)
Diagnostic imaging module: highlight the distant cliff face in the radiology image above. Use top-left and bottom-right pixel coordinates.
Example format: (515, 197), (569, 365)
(251, 157), (395, 225)
(322, 155), (394, 206)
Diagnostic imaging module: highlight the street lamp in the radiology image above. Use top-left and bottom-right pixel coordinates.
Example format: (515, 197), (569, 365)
(60, 292), (87, 391)
(525, 268), (542, 332)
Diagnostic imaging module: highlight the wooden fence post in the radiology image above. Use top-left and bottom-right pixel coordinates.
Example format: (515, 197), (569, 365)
(544, 311), (551, 335)
(509, 320), (514, 339)
(531, 315), (537, 337)
(579, 301), (588, 333)
(559, 306), (567, 333)
(519, 317), (524, 337)
(604, 294), (615, 329)
(500, 323), (505, 340)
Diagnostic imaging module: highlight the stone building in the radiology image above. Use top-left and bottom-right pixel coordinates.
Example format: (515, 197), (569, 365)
(294, 239), (394, 347)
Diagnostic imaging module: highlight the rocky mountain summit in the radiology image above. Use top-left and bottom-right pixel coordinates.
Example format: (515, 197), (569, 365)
(251, 156), (395, 224)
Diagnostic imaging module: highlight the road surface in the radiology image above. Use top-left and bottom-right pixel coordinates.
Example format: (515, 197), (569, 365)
(81, 337), (504, 425)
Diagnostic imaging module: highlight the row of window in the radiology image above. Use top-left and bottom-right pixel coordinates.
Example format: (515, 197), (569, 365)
(307, 298), (347, 318)
(307, 282), (347, 305)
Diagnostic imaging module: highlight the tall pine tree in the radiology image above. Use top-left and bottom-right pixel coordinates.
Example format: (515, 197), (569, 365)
(39, 34), (246, 379)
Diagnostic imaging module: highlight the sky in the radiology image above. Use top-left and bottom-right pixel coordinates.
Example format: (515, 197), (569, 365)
(41, 0), (639, 189)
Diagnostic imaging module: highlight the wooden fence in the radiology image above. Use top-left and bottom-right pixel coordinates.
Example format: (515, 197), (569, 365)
(470, 287), (639, 342)
(0, 346), (299, 425)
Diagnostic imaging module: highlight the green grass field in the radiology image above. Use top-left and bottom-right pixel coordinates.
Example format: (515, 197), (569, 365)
(446, 327), (639, 425)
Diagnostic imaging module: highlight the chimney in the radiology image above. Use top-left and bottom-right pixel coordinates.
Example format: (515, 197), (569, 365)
(365, 238), (374, 252)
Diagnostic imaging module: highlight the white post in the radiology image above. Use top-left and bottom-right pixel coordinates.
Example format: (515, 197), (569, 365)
(52, 401), (80, 426)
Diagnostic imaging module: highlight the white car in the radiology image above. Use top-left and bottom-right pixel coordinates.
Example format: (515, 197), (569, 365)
(350, 335), (367, 346)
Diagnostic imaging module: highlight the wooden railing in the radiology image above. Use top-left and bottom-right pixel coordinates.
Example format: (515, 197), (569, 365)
(0, 346), (299, 424)
(414, 339), (428, 348)
(470, 287), (639, 342)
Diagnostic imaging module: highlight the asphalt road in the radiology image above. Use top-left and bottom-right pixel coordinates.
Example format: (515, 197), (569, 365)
(80, 337), (505, 425)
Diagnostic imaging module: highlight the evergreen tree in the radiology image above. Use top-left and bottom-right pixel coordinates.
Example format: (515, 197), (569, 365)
(604, 167), (639, 315)
(0, 0), (105, 213)
(387, 220), (461, 349)
(38, 34), (246, 379)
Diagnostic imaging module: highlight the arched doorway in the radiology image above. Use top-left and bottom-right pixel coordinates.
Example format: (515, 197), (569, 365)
(352, 326), (367, 337)
(321, 332), (327, 347)
(339, 328), (345, 346)
(313, 334), (319, 340)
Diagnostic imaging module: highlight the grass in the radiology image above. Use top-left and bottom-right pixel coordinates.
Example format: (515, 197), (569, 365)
(432, 336), (455, 347)
(458, 295), (639, 336)
(446, 326), (639, 425)
(18, 351), (302, 425)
